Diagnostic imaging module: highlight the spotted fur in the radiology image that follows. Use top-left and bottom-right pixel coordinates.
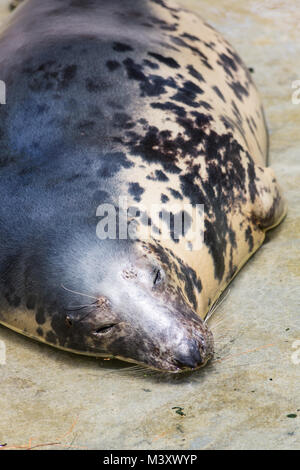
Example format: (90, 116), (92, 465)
(0, 0), (287, 372)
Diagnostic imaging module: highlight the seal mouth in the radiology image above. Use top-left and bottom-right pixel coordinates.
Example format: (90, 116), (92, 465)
(114, 354), (213, 374)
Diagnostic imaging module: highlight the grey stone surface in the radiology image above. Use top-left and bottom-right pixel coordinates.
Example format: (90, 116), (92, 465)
(0, 0), (299, 450)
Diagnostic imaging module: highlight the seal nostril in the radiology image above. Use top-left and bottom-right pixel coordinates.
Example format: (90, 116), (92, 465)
(153, 269), (161, 285)
(174, 340), (203, 369)
(93, 323), (117, 336)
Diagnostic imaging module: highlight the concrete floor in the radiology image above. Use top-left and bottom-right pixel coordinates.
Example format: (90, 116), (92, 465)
(0, 0), (299, 450)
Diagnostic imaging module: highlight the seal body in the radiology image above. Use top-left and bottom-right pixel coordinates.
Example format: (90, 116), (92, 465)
(0, 0), (287, 372)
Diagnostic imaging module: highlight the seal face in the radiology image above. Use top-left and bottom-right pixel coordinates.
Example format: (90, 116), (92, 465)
(0, 0), (287, 372)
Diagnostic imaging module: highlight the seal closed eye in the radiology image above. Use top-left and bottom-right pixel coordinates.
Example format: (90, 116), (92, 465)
(0, 0), (287, 373)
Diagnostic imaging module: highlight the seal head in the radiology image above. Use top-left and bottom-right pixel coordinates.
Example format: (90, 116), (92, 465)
(34, 238), (213, 373)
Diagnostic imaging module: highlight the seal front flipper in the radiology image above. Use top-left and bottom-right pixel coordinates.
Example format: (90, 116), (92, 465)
(250, 164), (287, 231)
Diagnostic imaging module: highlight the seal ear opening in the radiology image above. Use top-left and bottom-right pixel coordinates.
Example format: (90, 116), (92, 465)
(151, 264), (166, 287)
(153, 268), (163, 286)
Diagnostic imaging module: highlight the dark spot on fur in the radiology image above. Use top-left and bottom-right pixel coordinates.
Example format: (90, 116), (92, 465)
(171, 36), (213, 70)
(181, 32), (200, 42)
(199, 101), (213, 111)
(168, 188), (183, 200)
(113, 113), (135, 130)
(212, 85), (226, 103)
(97, 152), (134, 178)
(147, 52), (180, 69)
(113, 42), (133, 52)
(78, 120), (95, 132)
(62, 65), (77, 87)
(246, 117), (255, 136)
(148, 15), (178, 31)
(106, 60), (121, 71)
(36, 307), (46, 325)
(155, 169), (169, 181)
(204, 41), (216, 50)
(247, 159), (258, 203)
(143, 59), (159, 70)
(174, 255), (201, 309)
(25, 61), (77, 92)
(123, 58), (176, 97)
(178, 129), (248, 281)
(151, 101), (186, 118)
(26, 295), (36, 310)
(187, 65), (205, 83)
(251, 117), (257, 130)
(217, 53), (238, 79)
(150, 0), (179, 13)
(128, 182), (145, 202)
(85, 78), (108, 92)
(147, 169), (169, 182)
(171, 80), (204, 108)
(93, 190), (110, 204)
(245, 225), (254, 252)
(161, 194), (169, 203)
(46, 331), (57, 344)
(204, 219), (225, 280)
(220, 115), (234, 131)
(124, 126), (181, 174)
(228, 81), (249, 101)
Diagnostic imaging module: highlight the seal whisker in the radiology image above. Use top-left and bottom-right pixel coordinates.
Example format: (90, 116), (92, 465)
(211, 342), (276, 367)
(210, 321), (229, 332)
(213, 359), (270, 372)
(61, 285), (98, 301)
(64, 304), (95, 312)
(205, 289), (231, 324)
(104, 364), (149, 376)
